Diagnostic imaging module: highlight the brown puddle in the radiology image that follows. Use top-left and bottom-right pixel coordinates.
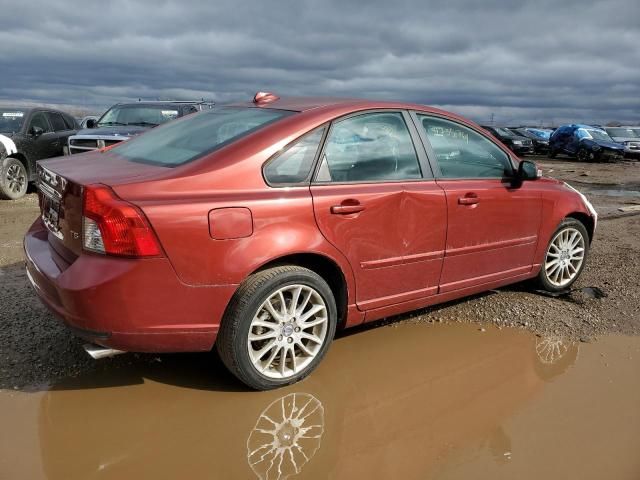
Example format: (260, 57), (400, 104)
(1, 322), (640, 480)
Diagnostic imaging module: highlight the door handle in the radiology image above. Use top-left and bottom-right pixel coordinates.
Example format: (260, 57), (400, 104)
(330, 201), (365, 215)
(458, 194), (479, 205)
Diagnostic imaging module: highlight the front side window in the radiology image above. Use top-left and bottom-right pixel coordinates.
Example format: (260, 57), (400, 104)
(112, 107), (293, 167)
(264, 127), (325, 185)
(318, 112), (422, 183)
(29, 113), (52, 133)
(418, 115), (513, 179)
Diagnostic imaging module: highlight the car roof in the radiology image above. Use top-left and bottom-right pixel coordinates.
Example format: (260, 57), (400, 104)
(112, 102), (196, 108)
(228, 95), (471, 121)
(0, 106), (35, 113)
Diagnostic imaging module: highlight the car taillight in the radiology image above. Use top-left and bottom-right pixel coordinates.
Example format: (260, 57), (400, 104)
(82, 184), (162, 257)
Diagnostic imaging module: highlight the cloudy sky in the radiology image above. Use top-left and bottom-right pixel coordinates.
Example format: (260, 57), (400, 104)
(1, 0), (639, 125)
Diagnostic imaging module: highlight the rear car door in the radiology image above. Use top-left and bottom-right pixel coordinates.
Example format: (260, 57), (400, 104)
(310, 111), (447, 310)
(414, 114), (542, 293)
(45, 112), (74, 156)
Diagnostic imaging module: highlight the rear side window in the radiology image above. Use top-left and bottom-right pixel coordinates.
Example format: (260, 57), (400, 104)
(264, 127), (325, 185)
(112, 108), (293, 167)
(419, 115), (513, 179)
(318, 112), (422, 183)
(47, 112), (68, 132)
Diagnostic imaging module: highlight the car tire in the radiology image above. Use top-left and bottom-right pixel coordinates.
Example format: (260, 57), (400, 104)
(576, 148), (594, 162)
(537, 218), (589, 293)
(0, 157), (29, 200)
(217, 265), (337, 390)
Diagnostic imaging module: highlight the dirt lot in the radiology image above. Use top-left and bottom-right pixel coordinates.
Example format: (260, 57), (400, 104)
(0, 156), (639, 390)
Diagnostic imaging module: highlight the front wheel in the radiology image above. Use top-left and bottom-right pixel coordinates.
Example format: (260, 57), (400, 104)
(217, 266), (337, 390)
(0, 157), (28, 200)
(576, 148), (595, 162)
(537, 219), (589, 292)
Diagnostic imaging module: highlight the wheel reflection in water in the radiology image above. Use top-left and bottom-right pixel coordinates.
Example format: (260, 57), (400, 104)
(535, 336), (573, 364)
(247, 393), (324, 480)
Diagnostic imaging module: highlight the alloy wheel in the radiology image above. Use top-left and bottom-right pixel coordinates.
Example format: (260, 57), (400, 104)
(6, 163), (27, 195)
(247, 284), (328, 379)
(544, 227), (586, 287)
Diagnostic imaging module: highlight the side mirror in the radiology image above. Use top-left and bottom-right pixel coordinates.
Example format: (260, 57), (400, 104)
(86, 119), (97, 129)
(518, 160), (541, 181)
(30, 126), (44, 137)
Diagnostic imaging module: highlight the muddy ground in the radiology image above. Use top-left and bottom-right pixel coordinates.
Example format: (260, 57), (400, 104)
(0, 155), (639, 390)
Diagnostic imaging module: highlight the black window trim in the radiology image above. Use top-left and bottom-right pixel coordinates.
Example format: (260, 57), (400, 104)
(408, 110), (517, 181)
(311, 109), (434, 186)
(261, 123), (330, 188)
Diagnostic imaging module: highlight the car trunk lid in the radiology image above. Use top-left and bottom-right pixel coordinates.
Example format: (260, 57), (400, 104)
(36, 152), (170, 259)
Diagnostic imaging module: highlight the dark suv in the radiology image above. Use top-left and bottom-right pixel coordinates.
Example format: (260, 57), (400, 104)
(0, 107), (78, 199)
(68, 101), (213, 154)
(549, 124), (625, 162)
(480, 126), (534, 155)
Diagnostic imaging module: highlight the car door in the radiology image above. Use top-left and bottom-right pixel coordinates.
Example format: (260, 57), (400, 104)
(45, 112), (73, 157)
(26, 111), (58, 161)
(413, 113), (542, 293)
(310, 111), (447, 310)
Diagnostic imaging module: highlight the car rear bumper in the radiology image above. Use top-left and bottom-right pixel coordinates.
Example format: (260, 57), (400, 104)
(24, 219), (236, 352)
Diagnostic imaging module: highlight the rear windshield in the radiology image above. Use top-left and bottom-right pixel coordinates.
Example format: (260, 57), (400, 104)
(111, 107), (293, 166)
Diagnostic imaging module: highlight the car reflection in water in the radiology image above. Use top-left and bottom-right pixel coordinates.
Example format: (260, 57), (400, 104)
(37, 324), (578, 480)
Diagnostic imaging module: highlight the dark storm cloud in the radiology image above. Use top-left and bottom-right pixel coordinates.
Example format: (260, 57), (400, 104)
(0, 0), (639, 124)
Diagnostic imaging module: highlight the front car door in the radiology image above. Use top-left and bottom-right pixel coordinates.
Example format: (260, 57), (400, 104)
(311, 111), (447, 310)
(26, 111), (57, 161)
(413, 113), (542, 293)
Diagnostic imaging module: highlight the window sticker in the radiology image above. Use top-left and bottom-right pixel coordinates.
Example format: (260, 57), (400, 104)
(2, 112), (24, 118)
(428, 126), (469, 144)
(161, 110), (179, 118)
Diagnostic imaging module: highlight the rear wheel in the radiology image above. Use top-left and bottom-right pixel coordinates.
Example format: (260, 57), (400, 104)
(217, 266), (337, 390)
(0, 157), (28, 200)
(537, 219), (589, 292)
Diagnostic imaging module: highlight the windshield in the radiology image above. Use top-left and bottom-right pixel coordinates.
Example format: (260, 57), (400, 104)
(111, 107), (294, 166)
(606, 128), (640, 138)
(98, 105), (182, 127)
(0, 109), (26, 133)
(494, 127), (517, 137)
(585, 129), (614, 142)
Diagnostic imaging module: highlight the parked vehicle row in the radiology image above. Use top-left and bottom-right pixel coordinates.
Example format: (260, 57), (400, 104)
(0, 100), (214, 199)
(25, 92), (598, 390)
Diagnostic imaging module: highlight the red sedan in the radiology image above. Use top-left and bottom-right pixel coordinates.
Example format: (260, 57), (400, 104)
(24, 93), (597, 389)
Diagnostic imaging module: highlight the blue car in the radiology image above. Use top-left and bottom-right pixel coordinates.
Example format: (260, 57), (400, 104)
(549, 124), (625, 162)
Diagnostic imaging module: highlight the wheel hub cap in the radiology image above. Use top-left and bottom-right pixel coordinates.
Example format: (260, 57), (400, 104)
(282, 323), (294, 337)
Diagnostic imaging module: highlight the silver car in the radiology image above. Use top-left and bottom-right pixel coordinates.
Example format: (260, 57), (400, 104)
(604, 126), (640, 159)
